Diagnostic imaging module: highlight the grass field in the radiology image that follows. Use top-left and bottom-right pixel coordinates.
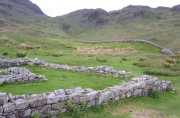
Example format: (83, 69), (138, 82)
(0, 66), (122, 95)
(0, 34), (180, 118)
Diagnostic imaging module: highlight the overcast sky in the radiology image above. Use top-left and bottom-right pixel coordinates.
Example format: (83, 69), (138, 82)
(30, 0), (180, 17)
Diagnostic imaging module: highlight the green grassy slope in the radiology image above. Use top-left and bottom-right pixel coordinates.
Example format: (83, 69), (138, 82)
(75, 16), (180, 49)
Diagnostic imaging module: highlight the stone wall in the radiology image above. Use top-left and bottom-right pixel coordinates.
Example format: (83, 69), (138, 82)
(29, 58), (129, 78)
(0, 58), (30, 68)
(0, 75), (173, 118)
(0, 58), (129, 78)
(0, 67), (46, 85)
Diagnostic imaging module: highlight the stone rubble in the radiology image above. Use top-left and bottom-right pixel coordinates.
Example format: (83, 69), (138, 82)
(0, 75), (173, 118)
(0, 67), (46, 85)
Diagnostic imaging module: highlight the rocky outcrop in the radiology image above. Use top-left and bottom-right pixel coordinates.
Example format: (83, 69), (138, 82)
(0, 75), (173, 118)
(110, 5), (158, 21)
(0, 67), (46, 85)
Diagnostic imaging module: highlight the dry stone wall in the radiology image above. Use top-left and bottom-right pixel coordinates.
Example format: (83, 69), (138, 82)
(0, 58), (129, 78)
(0, 67), (46, 85)
(0, 75), (173, 118)
(0, 58), (30, 68)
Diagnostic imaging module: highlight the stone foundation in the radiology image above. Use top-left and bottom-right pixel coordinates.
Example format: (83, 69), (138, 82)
(0, 58), (129, 78)
(0, 75), (173, 118)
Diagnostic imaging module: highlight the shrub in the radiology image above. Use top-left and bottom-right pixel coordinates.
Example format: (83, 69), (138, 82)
(164, 62), (173, 68)
(149, 91), (159, 99)
(65, 101), (88, 118)
(2, 52), (8, 56)
(96, 57), (107, 63)
(122, 57), (127, 61)
(139, 57), (146, 61)
(163, 58), (176, 68)
(16, 52), (27, 58)
(133, 61), (149, 67)
(51, 52), (64, 57)
(165, 58), (176, 64)
(31, 112), (40, 118)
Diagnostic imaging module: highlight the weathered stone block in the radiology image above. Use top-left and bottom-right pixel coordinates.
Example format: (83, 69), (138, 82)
(47, 93), (67, 104)
(3, 103), (16, 113)
(14, 99), (29, 110)
(97, 90), (113, 105)
(28, 95), (47, 108)
(0, 93), (8, 106)
(0, 106), (3, 115)
(133, 89), (143, 96)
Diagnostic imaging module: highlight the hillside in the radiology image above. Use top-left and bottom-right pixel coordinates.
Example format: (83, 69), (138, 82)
(57, 5), (180, 49)
(0, 0), (67, 37)
(0, 0), (180, 50)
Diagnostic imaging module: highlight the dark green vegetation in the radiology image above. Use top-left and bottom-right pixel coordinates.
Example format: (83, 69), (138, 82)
(0, 0), (180, 117)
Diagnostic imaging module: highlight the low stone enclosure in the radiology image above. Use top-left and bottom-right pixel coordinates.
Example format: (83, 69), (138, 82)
(0, 58), (129, 78)
(0, 75), (173, 118)
(0, 67), (46, 85)
(0, 58), (174, 118)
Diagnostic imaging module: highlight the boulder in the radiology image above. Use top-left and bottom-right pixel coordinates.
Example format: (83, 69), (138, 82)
(161, 48), (175, 56)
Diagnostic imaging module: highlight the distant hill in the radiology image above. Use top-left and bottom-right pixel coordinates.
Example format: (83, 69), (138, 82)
(0, 0), (45, 16)
(0, 0), (180, 49)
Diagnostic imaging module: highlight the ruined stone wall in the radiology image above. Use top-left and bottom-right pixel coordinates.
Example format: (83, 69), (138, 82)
(0, 67), (46, 85)
(0, 58), (129, 78)
(0, 58), (30, 68)
(0, 75), (173, 118)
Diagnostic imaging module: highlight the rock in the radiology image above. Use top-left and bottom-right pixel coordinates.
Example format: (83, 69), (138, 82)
(47, 93), (67, 104)
(28, 95), (47, 108)
(161, 48), (175, 56)
(23, 109), (32, 117)
(65, 87), (85, 95)
(14, 99), (28, 110)
(97, 90), (113, 104)
(3, 103), (16, 113)
(0, 106), (3, 115)
(5, 114), (16, 118)
(0, 93), (9, 106)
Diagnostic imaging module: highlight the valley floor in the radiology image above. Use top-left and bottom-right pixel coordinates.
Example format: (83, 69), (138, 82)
(0, 36), (179, 118)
